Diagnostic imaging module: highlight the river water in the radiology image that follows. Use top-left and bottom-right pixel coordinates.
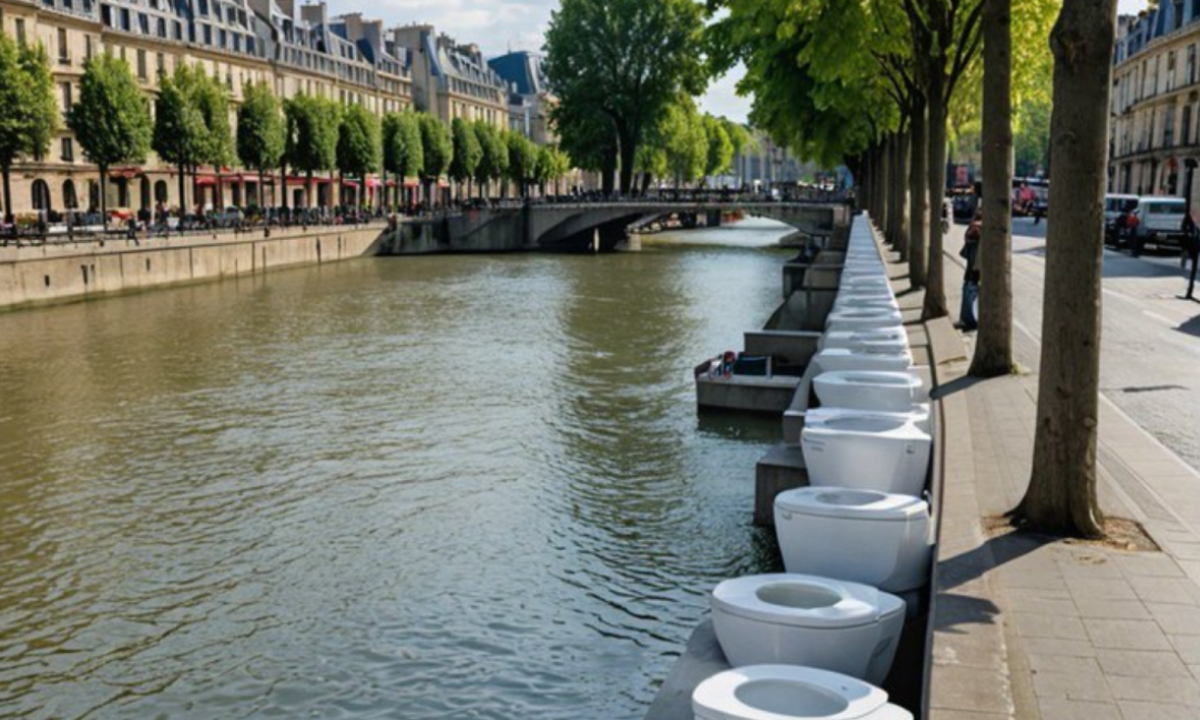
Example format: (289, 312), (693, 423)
(0, 219), (790, 720)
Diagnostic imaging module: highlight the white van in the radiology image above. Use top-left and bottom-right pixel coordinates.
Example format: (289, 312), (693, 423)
(1127, 196), (1187, 255)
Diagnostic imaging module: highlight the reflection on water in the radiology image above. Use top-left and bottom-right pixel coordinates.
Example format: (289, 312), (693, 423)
(0, 219), (790, 719)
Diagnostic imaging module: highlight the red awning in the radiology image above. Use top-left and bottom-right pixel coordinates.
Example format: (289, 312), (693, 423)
(385, 179), (397, 187)
(342, 180), (360, 188)
(365, 178), (382, 188)
(195, 176), (218, 187)
(109, 167), (142, 179)
(285, 176), (331, 185)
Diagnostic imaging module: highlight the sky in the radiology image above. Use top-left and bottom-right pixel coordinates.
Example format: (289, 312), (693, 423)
(322, 0), (1157, 125)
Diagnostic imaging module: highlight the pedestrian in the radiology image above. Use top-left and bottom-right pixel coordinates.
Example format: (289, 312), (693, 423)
(1183, 213), (1200, 300)
(959, 208), (982, 331)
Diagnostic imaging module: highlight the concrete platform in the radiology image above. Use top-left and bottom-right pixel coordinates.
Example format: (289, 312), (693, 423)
(695, 372), (802, 414)
(754, 443), (809, 527)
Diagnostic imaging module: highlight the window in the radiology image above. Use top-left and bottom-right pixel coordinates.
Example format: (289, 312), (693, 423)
(58, 28), (69, 64)
(156, 52), (164, 76)
(174, 21), (182, 40)
(1184, 105), (1194, 146)
(1168, 51), (1177, 92)
(138, 13), (149, 35)
(1164, 106), (1177, 148)
(61, 137), (74, 162)
(119, 8), (130, 31)
(218, 28), (226, 47)
(157, 18), (166, 38)
(136, 49), (146, 79)
(60, 82), (71, 116)
(203, 25), (212, 45)
(15, 18), (25, 47)
(85, 35), (93, 59)
(198, 0), (208, 15)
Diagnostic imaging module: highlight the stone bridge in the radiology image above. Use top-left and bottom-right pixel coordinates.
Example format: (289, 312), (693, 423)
(374, 202), (850, 255)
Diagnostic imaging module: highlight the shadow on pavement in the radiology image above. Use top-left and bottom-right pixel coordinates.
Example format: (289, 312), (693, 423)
(1175, 313), (1200, 339)
(934, 529), (1050, 633)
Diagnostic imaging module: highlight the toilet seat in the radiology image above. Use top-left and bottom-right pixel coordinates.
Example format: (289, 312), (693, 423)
(815, 348), (913, 373)
(693, 665), (912, 720)
(712, 574), (882, 629)
(813, 371), (923, 413)
(804, 405), (931, 435)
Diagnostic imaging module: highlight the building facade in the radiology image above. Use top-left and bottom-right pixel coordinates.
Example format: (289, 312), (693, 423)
(390, 24), (506, 131)
(0, 0), (427, 220)
(1110, 3), (1200, 204)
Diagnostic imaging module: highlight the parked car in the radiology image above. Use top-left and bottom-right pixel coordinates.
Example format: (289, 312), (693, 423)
(1121, 196), (1187, 256)
(1103, 193), (1139, 246)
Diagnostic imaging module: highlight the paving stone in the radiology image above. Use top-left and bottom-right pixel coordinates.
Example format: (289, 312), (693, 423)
(1027, 654), (1102, 675)
(1159, 542), (1200, 562)
(1056, 552), (1124, 579)
(1021, 638), (1099, 658)
(1002, 570), (1070, 593)
(1114, 552), (1186, 578)
(1031, 668), (1113, 701)
(1073, 598), (1152, 620)
(1096, 648), (1193, 678)
(1107, 675), (1200, 706)
(927, 712), (1010, 720)
(1145, 601), (1200, 635)
(1129, 575), (1200, 605)
(1066, 577), (1138, 602)
(1009, 611), (1089, 641)
(1016, 596), (1080, 617)
(1117, 700), (1200, 720)
(930, 665), (1013, 715)
(1034, 697), (1121, 720)
(1169, 634), (1200, 663)
(1083, 618), (1172, 650)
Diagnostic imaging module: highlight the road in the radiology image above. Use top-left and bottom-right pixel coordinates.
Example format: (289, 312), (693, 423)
(950, 216), (1200, 473)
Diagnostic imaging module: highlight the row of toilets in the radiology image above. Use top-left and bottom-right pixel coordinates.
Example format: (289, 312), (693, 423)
(692, 220), (931, 720)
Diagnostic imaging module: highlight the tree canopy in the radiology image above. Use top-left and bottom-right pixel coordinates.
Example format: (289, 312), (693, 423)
(418, 113), (452, 183)
(473, 120), (508, 192)
(337, 103), (381, 183)
(449, 117), (483, 189)
(0, 35), (59, 223)
(237, 80), (285, 197)
(545, 0), (706, 193)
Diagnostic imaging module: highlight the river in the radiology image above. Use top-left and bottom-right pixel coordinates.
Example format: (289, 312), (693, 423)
(0, 218), (790, 720)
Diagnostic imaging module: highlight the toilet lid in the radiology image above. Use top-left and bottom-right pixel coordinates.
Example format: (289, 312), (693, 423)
(711, 574), (881, 629)
(775, 487), (928, 522)
(693, 665), (891, 720)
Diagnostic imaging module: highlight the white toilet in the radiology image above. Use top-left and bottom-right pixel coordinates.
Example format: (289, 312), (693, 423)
(710, 574), (905, 684)
(814, 348), (912, 373)
(693, 665), (912, 720)
(819, 328), (909, 354)
(826, 308), (904, 332)
(842, 276), (892, 291)
(774, 487), (933, 592)
(833, 297), (900, 314)
(813, 371), (923, 412)
(801, 414), (931, 496)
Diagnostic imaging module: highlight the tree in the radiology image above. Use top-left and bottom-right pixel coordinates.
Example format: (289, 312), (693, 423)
(704, 115), (734, 180)
(336, 103), (381, 209)
(505, 131), (539, 198)
(69, 54), (152, 228)
(0, 36), (59, 225)
(383, 111), (423, 209)
(193, 70), (234, 175)
(284, 94), (338, 208)
(473, 120), (507, 199)
(449, 117), (482, 199)
(535, 145), (571, 196)
(154, 66), (206, 213)
(1013, 0), (1118, 538)
(969, 0), (1014, 378)
(418, 113), (452, 207)
(545, 0), (706, 194)
(237, 81), (285, 210)
(663, 100), (708, 188)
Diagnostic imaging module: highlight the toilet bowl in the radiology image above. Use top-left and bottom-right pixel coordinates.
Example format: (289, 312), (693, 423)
(813, 370), (923, 412)
(804, 404), (931, 435)
(833, 294), (900, 312)
(801, 414), (931, 496)
(841, 276), (892, 291)
(693, 665), (912, 720)
(814, 347), (913, 373)
(775, 487), (932, 592)
(825, 308), (903, 332)
(710, 574), (905, 684)
(819, 328), (909, 354)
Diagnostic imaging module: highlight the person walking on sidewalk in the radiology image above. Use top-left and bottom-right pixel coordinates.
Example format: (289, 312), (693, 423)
(1183, 213), (1199, 300)
(959, 208), (982, 331)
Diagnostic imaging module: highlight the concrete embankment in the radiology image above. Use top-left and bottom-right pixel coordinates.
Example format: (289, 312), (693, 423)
(0, 225), (385, 310)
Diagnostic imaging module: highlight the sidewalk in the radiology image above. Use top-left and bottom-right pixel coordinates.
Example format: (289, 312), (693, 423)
(894, 227), (1200, 720)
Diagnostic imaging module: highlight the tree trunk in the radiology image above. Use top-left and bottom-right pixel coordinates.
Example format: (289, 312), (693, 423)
(258, 169), (265, 210)
(281, 162), (289, 211)
(970, 0), (1016, 378)
(1013, 0), (1116, 538)
(924, 63), (950, 319)
(2, 165), (12, 226)
(100, 165), (109, 230)
(909, 94), (929, 287)
(618, 132), (636, 195)
(306, 170), (313, 210)
(892, 131), (910, 257)
(879, 141), (892, 235)
(601, 148), (617, 197)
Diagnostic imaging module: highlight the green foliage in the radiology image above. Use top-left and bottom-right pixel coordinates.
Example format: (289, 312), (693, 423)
(336, 103), (381, 181)
(473, 120), (508, 187)
(449, 117), (482, 185)
(193, 70), (233, 167)
(703, 115), (733, 176)
(535, 145), (571, 186)
(69, 54), (152, 170)
(154, 66), (206, 171)
(417, 113), (452, 181)
(0, 35), (59, 220)
(663, 100), (708, 184)
(237, 81), (285, 176)
(383, 111), (424, 180)
(545, 0), (706, 190)
(505, 131), (539, 194)
(722, 119), (752, 159)
(284, 94), (338, 175)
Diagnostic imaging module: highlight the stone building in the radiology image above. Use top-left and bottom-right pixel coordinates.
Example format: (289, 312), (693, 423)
(0, 0), (420, 220)
(1110, 3), (1200, 203)
(389, 24), (507, 131)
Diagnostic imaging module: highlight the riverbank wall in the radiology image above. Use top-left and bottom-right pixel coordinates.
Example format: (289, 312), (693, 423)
(0, 225), (385, 310)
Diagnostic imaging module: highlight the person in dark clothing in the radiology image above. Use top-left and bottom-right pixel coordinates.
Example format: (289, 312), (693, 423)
(959, 209), (982, 331)
(1184, 214), (1200, 300)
